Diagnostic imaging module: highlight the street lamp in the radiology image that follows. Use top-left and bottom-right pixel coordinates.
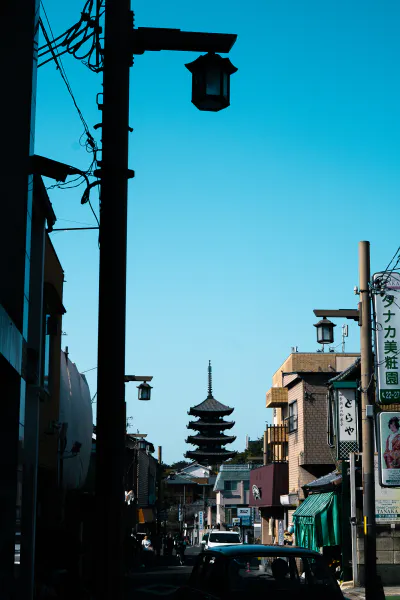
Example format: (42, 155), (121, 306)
(314, 317), (336, 346)
(185, 52), (237, 111)
(96, 8), (237, 599)
(137, 382), (152, 401)
(125, 375), (153, 401)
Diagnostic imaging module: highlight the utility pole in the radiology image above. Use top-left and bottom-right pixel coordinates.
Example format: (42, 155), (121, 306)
(359, 241), (381, 599)
(95, 0), (132, 597)
(314, 242), (384, 598)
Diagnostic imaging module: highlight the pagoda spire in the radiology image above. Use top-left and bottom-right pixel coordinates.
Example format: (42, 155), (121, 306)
(207, 360), (213, 398)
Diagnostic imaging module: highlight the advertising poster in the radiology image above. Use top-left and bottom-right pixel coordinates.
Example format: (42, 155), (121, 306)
(378, 412), (400, 487)
(375, 454), (400, 522)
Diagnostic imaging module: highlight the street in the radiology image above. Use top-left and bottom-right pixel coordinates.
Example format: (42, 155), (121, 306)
(124, 545), (200, 598)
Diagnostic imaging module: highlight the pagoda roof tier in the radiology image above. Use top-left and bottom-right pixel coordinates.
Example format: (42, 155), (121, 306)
(185, 449), (237, 460)
(188, 397), (233, 416)
(186, 434), (236, 445)
(187, 420), (235, 431)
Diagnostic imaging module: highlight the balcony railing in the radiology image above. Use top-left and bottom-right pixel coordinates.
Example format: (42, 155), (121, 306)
(266, 425), (288, 462)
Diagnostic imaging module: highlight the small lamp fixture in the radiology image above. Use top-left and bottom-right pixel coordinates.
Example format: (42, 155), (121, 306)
(314, 317), (336, 346)
(185, 52), (238, 112)
(137, 439), (147, 450)
(137, 381), (152, 401)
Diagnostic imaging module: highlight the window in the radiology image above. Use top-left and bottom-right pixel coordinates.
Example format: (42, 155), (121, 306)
(224, 480), (238, 491)
(243, 480), (250, 491)
(43, 314), (51, 389)
(288, 401), (298, 433)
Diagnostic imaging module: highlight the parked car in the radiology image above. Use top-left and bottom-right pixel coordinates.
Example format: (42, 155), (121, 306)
(173, 545), (351, 600)
(205, 530), (242, 550)
(200, 533), (209, 552)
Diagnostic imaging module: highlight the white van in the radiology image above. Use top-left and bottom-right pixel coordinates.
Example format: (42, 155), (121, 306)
(205, 530), (242, 550)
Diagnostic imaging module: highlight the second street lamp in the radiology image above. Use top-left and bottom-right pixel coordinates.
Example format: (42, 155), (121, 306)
(314, 317), (336, 347)
(137, 382), (152, 401)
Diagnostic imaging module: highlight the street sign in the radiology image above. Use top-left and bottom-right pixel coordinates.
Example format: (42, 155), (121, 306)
(198, 511), (204, 529)
(237, 507), (251, 517)
(232, 517), (241, 525)
(373, 272), (400, 403)
(278, 520), (284, 546)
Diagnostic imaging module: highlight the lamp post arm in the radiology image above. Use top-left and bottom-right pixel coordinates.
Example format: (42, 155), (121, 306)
(131, 27), (237, 54)
(313, 309), (360, 322)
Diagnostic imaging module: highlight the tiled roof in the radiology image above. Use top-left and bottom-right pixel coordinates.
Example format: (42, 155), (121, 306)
(187, 420), (235, 429)
(302, 471), (342, 491)
(189, 396), (234, 415)
(213, 467), (251, 491)
(328, 357), (361, 383)
(186, 434), (236, 443)
(185, 450), (237, 461)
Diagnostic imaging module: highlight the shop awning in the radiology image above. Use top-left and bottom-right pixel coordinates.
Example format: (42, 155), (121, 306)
(292, 491), (340, 552)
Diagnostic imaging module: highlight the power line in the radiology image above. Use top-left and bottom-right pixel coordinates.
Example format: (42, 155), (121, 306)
(39, 3), (101, 230)
(38, 0), (104, 72)
(39, 4), (96, 147)
(81, 366), (97, 373)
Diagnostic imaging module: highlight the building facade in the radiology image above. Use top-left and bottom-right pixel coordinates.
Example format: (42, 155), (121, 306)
(261, 352), (359, 544)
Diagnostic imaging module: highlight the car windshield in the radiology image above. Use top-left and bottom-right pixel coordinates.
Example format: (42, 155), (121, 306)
(202, 534), (209, 542)
(209, 533), (241, 543)
(225, 552), (340, 599)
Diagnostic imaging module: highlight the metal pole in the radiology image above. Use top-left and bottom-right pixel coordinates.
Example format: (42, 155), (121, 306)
(95, 0), (132, 596)
(341, 460), (352, 581)
(263, 429), (268, 465)
(359, 241), (380, 599)
(350, 453), (359, 586)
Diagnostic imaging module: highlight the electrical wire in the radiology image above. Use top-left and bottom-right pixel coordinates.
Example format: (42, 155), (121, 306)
(81, 366), (97, 373)
(39, 4), (101, 230)
(38, 0), (104, 72)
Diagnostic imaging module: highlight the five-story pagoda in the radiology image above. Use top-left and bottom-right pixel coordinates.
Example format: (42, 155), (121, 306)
(185, 362), (236, 464)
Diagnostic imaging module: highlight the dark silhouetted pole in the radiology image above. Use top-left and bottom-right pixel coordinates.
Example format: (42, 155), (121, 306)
(95, 0), (132, 597)
(359, 241), (382, 599)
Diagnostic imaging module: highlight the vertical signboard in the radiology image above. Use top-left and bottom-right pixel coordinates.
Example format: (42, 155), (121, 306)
(336, 387), (359, 459)
(378, 412), (400, 487)
(373, 272), (400, 403)
(198, 510), (204, 529)
(278, 520), (284, 546)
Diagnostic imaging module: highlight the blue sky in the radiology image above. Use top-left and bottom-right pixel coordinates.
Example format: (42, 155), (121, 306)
(36, 0), (400, 463)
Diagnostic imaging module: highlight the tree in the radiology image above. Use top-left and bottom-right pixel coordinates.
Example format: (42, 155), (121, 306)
(225, 436), (264, 464)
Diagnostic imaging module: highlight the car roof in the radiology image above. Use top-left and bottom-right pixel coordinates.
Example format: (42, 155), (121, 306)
(206, 544), (322, 557)
(209, 530), (239, 534)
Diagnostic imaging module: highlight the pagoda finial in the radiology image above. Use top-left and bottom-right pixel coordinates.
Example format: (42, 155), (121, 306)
(208, 360), (213, 397)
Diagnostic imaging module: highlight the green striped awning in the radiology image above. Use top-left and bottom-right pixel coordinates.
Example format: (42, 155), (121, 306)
(293, 492), (340, 552)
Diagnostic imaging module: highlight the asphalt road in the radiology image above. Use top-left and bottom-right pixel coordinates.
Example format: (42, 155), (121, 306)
(124, 545), (200, 598)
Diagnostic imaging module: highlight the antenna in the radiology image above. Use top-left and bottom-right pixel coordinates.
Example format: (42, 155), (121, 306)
(342, 324), (348, 353)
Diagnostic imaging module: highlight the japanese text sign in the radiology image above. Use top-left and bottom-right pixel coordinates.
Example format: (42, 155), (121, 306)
(336, 388), (359, 459)
(374, 272), (400, 403)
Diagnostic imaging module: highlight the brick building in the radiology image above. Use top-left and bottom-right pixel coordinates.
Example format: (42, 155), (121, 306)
(263, 352), (359, 541)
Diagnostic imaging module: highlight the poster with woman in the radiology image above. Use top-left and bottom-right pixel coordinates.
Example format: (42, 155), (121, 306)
(379, 412), (400, 486)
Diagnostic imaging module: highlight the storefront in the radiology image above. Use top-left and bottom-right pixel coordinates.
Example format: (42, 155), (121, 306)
(292, 491), (340, 552)
(249, 463), (288, 544)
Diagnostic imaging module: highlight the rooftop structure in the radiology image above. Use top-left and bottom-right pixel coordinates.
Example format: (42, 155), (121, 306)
(185, 362), (237, 464)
